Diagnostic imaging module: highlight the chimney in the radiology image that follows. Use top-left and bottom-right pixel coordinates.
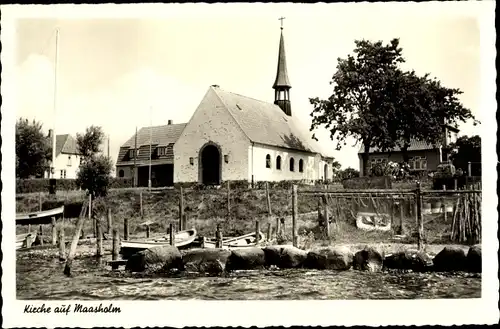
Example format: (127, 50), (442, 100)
(48, 129), (53, 138)
(211, 84), (219, 88)
(168, 120), (173, 125)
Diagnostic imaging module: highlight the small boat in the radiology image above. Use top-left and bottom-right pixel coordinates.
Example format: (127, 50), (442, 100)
(202, 231), (266, 249)
(16, 232), (38, 250)
(355, 212), (391, 232)
(120, 228), (197, 259)
(16, 206), (64, 226)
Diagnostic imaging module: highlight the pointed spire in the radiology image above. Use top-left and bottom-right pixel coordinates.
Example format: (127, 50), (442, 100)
(273, 27), (291, 89)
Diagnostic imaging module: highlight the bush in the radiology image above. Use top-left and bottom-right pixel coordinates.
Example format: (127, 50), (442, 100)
(342, 176), (392, 189)
(109, 177), (134, 189)
(76, 155), (113, 197)
(16, 178), (78, 194)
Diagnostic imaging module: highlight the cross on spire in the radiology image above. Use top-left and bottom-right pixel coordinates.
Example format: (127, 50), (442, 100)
(278, 16), (286, 29)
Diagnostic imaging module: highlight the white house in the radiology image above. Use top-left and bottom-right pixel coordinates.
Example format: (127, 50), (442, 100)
(45, 131), (82, 179)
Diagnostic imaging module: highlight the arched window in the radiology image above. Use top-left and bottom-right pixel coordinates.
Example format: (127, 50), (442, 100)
(118, 170), (124, 178)
(299, 159), (304, 173)
(289, 157), (295, 171)
(266, 154), (271, 168)
(276, 156), (282, 170)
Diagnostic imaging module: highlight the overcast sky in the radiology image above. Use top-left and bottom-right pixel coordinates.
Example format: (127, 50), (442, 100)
(12, 3), (487, 170)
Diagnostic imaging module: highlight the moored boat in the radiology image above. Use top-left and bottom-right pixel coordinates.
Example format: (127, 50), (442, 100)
(16, 206), (65, 225)
(120, 228), (197, 258)
(202, 231), (266, 249)
(16, 232), (38, 250)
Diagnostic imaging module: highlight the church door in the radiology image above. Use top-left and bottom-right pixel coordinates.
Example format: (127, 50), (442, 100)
(201, 144), (221, 185)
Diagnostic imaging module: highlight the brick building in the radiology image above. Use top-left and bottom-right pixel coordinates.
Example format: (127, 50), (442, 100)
(116, 26), (334, 186)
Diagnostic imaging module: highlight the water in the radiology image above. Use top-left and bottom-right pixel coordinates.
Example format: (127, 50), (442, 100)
(16, 256), (481, 300)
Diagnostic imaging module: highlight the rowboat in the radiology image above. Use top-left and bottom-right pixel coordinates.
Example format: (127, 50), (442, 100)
(201, 231), (266, 249)
(16, 232), (38, 250)
(120, 228), (197, 259)
(16, 206), (64, 226)
(355, 212), (391, 232)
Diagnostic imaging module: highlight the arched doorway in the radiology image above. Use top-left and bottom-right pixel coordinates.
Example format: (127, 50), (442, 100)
(200, 144), (221, 185)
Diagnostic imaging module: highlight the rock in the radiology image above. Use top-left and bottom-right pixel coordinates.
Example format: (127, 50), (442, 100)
(182, 248), (231, 274)
(432, 246), (467, 272)
(126, 245), (183, 273)
(384, 249), (433, 272)
(466, 244), (481, 273)
(353, 247), (383, 272)
(263, 245), (308, 269)
(225, 247), (266, 271)
(304, 246), (353, 270)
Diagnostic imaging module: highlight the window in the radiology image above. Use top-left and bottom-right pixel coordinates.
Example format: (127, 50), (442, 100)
(67, 155), (72, 166)
(129, 149), (137, 159)
(157, 147), (167, 156)
(299, 159), (304, 173)
(266, 154), (271, 168)
(60, 170), (66, 179)
(368, 158), (386, 171)
(289, 157), (295, 172)
(409, 156), (427, 170)
(63, 170), (66, 179)
(118, 170), (124, 178)
(276, 156), (282, 170)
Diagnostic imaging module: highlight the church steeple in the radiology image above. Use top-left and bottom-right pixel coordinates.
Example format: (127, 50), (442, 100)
(273, 17), (292, 116)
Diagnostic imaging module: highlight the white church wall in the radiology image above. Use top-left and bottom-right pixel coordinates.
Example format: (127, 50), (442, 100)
(174, 88), (251, 183)
(250, 143), (319, 182)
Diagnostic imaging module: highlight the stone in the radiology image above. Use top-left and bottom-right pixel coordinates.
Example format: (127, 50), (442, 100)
(225, 247), (266, 271)
(263, 245), (308, 269)
(182, 248), (231, 274)
(383, 249), (433, 272)
(466, 244), (481, 273)
(125, 245), (183, 273)
(304, 246), (353, 270)
(353, 247), (383, 272)
(432, 246), (467, 272)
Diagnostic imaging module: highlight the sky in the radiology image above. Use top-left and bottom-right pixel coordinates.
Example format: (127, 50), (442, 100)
(12, 3), (486, 172)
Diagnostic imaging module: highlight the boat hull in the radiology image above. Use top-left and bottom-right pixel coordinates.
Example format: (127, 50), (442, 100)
(202, 232), (266, 249)
(16, 232), (38, 250)
(16, 206), (65, 225)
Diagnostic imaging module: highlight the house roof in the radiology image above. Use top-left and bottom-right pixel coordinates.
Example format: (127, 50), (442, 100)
(212, 86), (328, 156)
(55, 134), (80, 156)
(121, 123), (187, 148)
(358, 139), (438, 154)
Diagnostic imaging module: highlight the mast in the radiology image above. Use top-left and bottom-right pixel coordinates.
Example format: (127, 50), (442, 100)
(148, 106), (152, 191)
(134, 126), (137, 187)
(51, 28), (60, 178)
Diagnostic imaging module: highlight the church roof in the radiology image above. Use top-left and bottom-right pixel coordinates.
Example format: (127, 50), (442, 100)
(121, 123), (187, 148)
(212, 86), (323, 155)
(272, 29), (291, 89)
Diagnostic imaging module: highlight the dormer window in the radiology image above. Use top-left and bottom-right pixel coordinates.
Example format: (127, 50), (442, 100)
(157, 147), (167, 156)
(129, 149), (137, 159)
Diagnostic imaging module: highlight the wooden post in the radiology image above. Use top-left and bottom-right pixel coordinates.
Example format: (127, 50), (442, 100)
(317, 196), (323, 224)
(416, 182), (424, 251)
(96, 219), (103, 257)
(323, 194), (330, 237)
(281, 218), (286, 237)
(25, 234), (33, 248)
(390, 197), (395, 235)
(442, 184), (446, 191)
(215, 224), (223, 248)
(112, 229), (120, 261)
(255, 220), (261, 246)
(179, 187), (184, 230)
(169, 223), (175, 246)
(398, 199), (404, 235)
(265, 182), (272, 216)
(468, 161), (472, 177)
(146, 225), (151, 238)
(107, 208), (112, 236)
(64, 213), (87, 276)
(124, 218), (129, 240)
(442, 198), (447, 223)
(39, 192), (43, 211)
(51, 217), (57, 245)
(226, 181), (230, 220)
(39, 225), (44, 246)
(275, 217), (281, 238)
(292, 185), (298, 247)
(140, 191), (144, 218)
(88, 194), (92, 219)
(182, 214), (187, 231)
(267, 222), (272, 241)
(454, 179), (458, 191)
(58, 227), (66, 261)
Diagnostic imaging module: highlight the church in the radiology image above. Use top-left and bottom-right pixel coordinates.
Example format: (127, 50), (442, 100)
(116, 24), (334, 187)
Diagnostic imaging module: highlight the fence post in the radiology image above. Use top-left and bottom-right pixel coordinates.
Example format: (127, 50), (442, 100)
(140, 191), (144, 218)
(390, 197), (395, 235)
(39, 225), (44, 246)
(215, 224), (223, 248)
(317, 196), (323, 224)
(442, 198), (447, 223)
(96, 219), (103, 257)
(146, 225), (151, 238)
(179, 187), (184, 231)
(58, 226), (66, 261)
(51, 217), (57, 245)
(265, 182), (272, 217)
(323, 194), (330, 237)
(416, 181), (424, 251)
(275, 217), (281, 238)
(398, 199), (404, 235)
(39, 192), (43, 211)
(124, 218), (129, 241)
(255, 221), (261, 246)
(468, 161), (472, 177)
(64, 212), (86, 276)
(267, 222), (272, 241)
(112, 229), (120, 270)
(169, 223), (175, 246)
(442, 184), (446, 191)
(454, 179), (458, 191)
(292, 185), (298, 247)
(107, 208), (112, 236)
(226, 181), (231, 220)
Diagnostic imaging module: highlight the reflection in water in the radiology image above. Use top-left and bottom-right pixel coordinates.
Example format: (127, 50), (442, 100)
(16, 257), (481, 300)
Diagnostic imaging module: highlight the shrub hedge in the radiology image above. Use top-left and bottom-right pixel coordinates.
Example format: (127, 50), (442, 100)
(16, 179), (78, 194)
(341, 176), (392, 189)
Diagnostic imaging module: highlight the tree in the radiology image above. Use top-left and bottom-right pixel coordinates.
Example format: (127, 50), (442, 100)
(310, 38), (477, 175)
(310, 39), (406, 176)
(15, 118), (51, 178)
(449, 135), (481, 176)
(331, 160), (342, 179)
(76, 126), (112, 197)
(338, 167), (360, 180)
